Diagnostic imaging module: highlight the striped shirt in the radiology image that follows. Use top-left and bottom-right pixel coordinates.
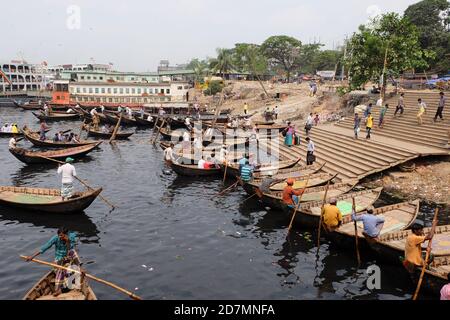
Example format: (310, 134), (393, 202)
(40, 232), (77, 261)
(240, 165), (253, 182)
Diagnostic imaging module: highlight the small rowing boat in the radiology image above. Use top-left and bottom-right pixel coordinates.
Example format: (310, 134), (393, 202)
(32, 112), (80, 121)
(281, 187), (383, 228)
(243, 181), (357, 211)
(134, 115), (155, 127)
(22, 128), (98, 149)
(104, 113), (137, 126)
(0, 186), (102, 214)
(9, 142), (102, 164)
(220, 158), (302, 179)
(411, 255), (450, 297)
(87, 128), (134, 140)
(169, 161), (222, 177)
(23, 268), (97, 300)
(269, 172), (338, 191)
(325, 200), (420, 250)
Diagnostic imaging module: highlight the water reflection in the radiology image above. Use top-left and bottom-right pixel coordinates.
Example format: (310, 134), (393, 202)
(0, 209), (100, 243)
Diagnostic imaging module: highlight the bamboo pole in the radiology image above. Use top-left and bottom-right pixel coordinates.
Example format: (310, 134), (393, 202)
(316, 181), (332, 249)
(109, 113), (123, 143)
(352, 197), (361, 266)
(35, 155), (116, 210)
(20, 255), (142, 300)
(222, 160), (228, 185)
(412, 208), (440, 300)
(287, 176), (311, 234)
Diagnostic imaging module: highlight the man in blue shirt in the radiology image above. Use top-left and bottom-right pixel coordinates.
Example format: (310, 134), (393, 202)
(238, 155), (249, 175)
(351, 206), (385, 239)
(26, 227), (81, 296)
(240, 160), (254, 182)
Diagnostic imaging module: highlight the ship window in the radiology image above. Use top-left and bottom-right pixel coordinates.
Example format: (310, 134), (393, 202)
(114, 88), (118, 94)
(76, 88), (81, 93)
(184, 85), (189, 89)
(154, 89), (159, 94)
(125, 98), (130, 103)
(101, 88), (106, 94)
(120, 88), (124, 94)
(108, 88), (111, 94)
(109, 98), (113, 103)
(137, 88), (141, 94)
(93, 77), (97, 80)
(144, 98), (148, 103)
(131, 88), (135, 94)
(83, 88), (86, 93)
(80, 76), (85, 80)
(87, 76), (91, 80)
(100, 77), (103, 80)
(126, 88), (130, 94)
(114, 98), (119, 103)
(90, 97), (95, 102)
(177, 86), (183, 90)
(84, 97), (89, 102)
(166, 89), (170, 94)
(95, 88), (99, 94)
(89, 88), (93, 94)
(132, 98), (136, 103)
(149, 88), (153, 94)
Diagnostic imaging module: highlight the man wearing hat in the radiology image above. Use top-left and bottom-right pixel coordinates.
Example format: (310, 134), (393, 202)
(57, 157), (77, 201)
(282, 178), (305, 208)
(403, 221), (434, 273)
(351, 206), (385, 239)
(322, 198), (343, 232)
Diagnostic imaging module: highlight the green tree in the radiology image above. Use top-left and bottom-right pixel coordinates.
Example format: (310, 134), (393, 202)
(345, 13), (433, 90)
(209, 48), (234, 79)
(404, 0), (450, 73)
(186, 58), (209, 83)
(261, 35), (302, 81)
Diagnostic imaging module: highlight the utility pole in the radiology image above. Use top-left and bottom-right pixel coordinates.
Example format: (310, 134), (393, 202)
(341, 36), (347, 82)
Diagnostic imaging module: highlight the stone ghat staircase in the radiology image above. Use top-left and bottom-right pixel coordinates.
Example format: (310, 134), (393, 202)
(335, 91), (450, 151)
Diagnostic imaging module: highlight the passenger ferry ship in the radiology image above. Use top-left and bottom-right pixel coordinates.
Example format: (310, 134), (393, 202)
(0, 60), (50, 93)
(51, 70), (191, 109)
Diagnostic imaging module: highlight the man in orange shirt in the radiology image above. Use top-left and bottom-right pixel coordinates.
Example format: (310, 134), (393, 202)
(403, 222), (434, 273)
(282, 178), (304, 208)
(322, 198), (343, 232)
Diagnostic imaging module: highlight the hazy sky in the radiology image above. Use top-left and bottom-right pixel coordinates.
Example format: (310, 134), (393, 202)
(2, 0), (419, 72)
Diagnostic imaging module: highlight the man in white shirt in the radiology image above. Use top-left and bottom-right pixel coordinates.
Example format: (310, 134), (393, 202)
(90, 108), (98, 117)
(306, 137), (316, 165)
(164, 143), (176, 163)
(305, 113), (314, 136)
(185, 117), (192, 130)
(57, 157), (77, 201)
(9, 136), (17, 149)
(182, 130), (191, 150)
(197, 157), (206, 169)
(218, 145), (228, 163)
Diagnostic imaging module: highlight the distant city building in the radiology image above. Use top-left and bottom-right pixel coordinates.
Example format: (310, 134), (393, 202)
(157, 60), (188, 72)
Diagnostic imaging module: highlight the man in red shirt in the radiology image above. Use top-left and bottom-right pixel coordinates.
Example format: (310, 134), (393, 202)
(282, 178), (304, 208)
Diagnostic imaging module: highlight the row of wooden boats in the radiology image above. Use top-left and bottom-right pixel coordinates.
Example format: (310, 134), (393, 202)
(164, 154), (450, 297)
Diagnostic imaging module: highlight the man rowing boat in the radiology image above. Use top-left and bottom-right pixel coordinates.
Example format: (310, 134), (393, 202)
(25, 227), (83, 297)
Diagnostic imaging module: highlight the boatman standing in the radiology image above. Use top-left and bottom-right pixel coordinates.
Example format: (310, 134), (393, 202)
(351, 206), (385, 239)
(282, 178), (305, 208)
(164, 143), (176, 164)
(26, 227), (83, 297)
(58, 157), (77, 201)
(403, 221), (434, 274)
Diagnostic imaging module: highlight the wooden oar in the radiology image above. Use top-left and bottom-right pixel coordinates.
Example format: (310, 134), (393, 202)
(412, 208), (440, 300)
(20, 255), (142, 300)
(287, 176), (311, 235)
(215, 180), (239, 197)
(35, 155), (116, 210)
(109, 113), (123, 143)
(352, 197), (361, 266)
(316, 180), (332, 249)
(222, 160), (228, 185)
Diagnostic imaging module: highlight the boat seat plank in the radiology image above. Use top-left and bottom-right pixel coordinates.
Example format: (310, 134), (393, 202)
(37, 291), (86, 300)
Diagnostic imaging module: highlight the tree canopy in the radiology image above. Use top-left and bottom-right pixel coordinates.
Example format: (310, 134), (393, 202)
(345, 13), (433, 89)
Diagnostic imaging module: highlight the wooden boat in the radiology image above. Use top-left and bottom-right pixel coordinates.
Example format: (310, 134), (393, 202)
(221, 158), (302, 179)
(324, 200), (420, 250)
(104, 113), (137, 126)
(367, 224), (450, 264)
(32, 111), (80, 121)
(252, 162), (326, 180)
(169, 161), (222, 177)
(280, 187), (383, 228)
(0, 128), (49, 138)
(9, 142), (102, 164)
(22, 128), (98, 149)
(243, 181), (358, 211)
(87, 128), (134, 140)
(23, 269), (97, 300)
(269, 173), (338, 191)
(134, 115), (155, 127)
(0, 186), (102, 214)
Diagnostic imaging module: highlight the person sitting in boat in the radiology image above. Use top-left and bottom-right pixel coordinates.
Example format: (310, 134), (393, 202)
(322, 198), (343, 233)
(125, 107), (133, 117)
(198, 156), (206, 169)
(53, 133), (60, 142)
(11, 123), (19, 134)
(58, 157), (77, 201)
(92, 113), (100, 131)
(1, 123), (8, 132)
(164, 143), (176, 164)
(351, 206), (385, 239)
(147, 115), (153, 122)
(90, 108), (98, 117)
(218, 145), (228, 163)
(240, 160), (254, 183)
(403, 221), (435, 274)
(282, 178), (305, 208)
(25, 227), (83, 297)
(67, 133), (75, 142)
(71, 134), (81, 143)
(118, 105), (123, 113)
(43, 104), (50, 116)
(101, 124), (111, 134)
(185, 117), (192, 131)
(139, 105), (145, 118)
(8, 135), (18, 150)
(66, 108), (75, 114)
(238, 155), (249, 174)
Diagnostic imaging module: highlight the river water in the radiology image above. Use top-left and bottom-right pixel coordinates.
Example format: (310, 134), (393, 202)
(0, 101), (448, 300)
